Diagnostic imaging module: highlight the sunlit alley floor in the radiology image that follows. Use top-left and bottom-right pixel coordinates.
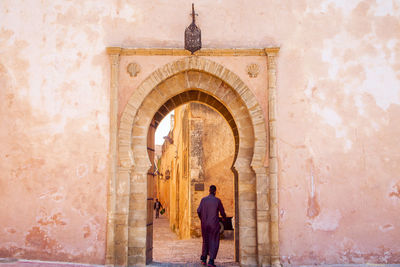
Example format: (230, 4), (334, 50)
(151, 214), (238, 267)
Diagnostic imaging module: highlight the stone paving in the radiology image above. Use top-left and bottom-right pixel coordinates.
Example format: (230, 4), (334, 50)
(151, 215), (238, 267)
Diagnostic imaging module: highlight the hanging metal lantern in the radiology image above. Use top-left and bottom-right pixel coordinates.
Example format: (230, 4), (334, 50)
(185, 3), (201, 54)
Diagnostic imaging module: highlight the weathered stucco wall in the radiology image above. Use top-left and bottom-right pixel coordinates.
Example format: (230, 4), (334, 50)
(1, 0), (400, 265)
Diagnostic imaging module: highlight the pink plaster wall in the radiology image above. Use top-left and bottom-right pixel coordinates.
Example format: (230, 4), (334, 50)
(1, 0), (400, 265)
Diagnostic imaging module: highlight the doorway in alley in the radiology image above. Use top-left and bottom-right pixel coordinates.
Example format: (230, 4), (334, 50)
(151, 102), (237, 265)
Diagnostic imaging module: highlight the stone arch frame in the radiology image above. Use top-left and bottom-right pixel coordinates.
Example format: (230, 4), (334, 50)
(106, 51), (280, 267)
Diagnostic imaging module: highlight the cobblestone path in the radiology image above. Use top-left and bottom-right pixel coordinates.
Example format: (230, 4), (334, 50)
(151, 215), (238, 267)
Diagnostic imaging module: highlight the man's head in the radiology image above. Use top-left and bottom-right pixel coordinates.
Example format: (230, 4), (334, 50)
(156, 198), (158, 201)
(209, 185), (216, 195)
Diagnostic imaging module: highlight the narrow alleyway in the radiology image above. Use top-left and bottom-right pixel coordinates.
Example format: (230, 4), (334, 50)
(151, 215), (238, 266)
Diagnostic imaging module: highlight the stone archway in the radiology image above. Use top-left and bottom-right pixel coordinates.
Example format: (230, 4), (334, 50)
(105, 51), (280, 267)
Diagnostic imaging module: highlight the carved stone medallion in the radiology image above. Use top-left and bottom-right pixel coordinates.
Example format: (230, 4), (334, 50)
(246, 63), (260, 78)
(127, 62), (140, 77)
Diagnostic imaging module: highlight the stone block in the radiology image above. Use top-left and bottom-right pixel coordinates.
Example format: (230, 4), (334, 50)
(240, 253), (258, 267)
(241, 90), (258, 108)
(114, 213), (128, 225)
(231, 77), (244, 92)
(269, 141), (277, 159)
(256, 193), (269, 210)
(270, 221), (279, 242)
(125, 101), (139, 116)
(258, 255), (272, 267)
(240, 229), (257, 247)
(128, 246), (146, 257)
(257, 210), (270, 221)
(115, 224), (128, 244)
(239, 191), (256, 201)
(240, 201), (256, 213)
(114, 244), (128, 266)
(239, 205), (256, 218)
(118, 128), (131, 140)
(270, 205), (279, 222)
(197, 73), (212, 90)
(127, 98), (143, 114)
(120, 112), (135, 125)
(206, 61), (219, 76)
(169, 74), (187, 92)
(269, 172), (277, 185)
(119, 120), (133, 134)
(127, 218), (145, 228)
(128, 254), (145, 266)
(257, 221), (270, 244)
(238, 182), (256, 193)
(116, 173), (131, 196)
(128, 226), (147, 247)
(139, 81), (155, 100)
(226, 96), (243, 113)
(214, 83), (231, 100)
(234, 158), (252, 171)
(129, 192), (146, 201)
(253, 145), (266, 157)
(219, 68), (231, 82)
(116, 195), (130, 214)
(269, 157), (278, 174)
(186, 71), (201, 88)
(270, 189), (278, 206)
(233, 117), (254, 131)
(131, 182), (146, 193)
(129, 197), (147, 210)
(128, 209), (147, 222)
(268, 100), (276, 120)
(132, 112), (152, 128)
(221, 90), (236, 106)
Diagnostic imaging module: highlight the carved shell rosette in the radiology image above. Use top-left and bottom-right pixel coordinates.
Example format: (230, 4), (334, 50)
(127, 62), (141, 77)
(246, 63), (260, 78)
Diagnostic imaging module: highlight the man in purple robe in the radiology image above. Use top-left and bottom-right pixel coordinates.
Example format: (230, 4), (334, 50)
(197, 185), (226, 267)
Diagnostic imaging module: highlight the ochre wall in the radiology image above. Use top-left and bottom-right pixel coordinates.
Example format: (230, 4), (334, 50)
(1, 0), (400, 265)
(190, 103), (235, 219)
(157, 106), (187, 237)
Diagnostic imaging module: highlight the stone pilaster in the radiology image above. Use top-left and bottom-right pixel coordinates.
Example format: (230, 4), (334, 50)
(254, 166), (270, 266)
(236, 163), (258, 267)
(266, 48), (281, 267)
(106, 47), (121, 266)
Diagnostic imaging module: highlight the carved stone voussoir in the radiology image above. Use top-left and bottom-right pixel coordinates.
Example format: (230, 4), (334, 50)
(120, 159), (133, 168)
(120, 150), (134, 168)
(246, 63), (260, 78)
(127, 62), (141, 77)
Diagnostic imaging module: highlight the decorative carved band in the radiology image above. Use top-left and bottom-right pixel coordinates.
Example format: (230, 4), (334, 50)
(106, 47), (280, 56)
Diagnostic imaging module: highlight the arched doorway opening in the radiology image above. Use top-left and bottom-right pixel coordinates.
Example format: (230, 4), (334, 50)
(108, 55), (275, 266)
(152, 100), (238, 264)
(136, 71), (251, 265)
(150, 92), (239, 264)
